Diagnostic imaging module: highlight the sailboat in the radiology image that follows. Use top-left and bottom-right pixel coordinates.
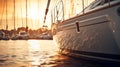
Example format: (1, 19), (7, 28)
(11, 0), (18, 40)
(0, 0), (5, 40)
(51, 0), (120, 62)
(18, 0), (29, 40)
(3, 0), (10, 40)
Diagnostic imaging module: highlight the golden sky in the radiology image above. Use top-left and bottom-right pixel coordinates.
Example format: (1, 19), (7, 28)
(0, 0), (94, 30)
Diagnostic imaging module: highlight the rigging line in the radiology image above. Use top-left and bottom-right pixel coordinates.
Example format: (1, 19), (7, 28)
(55, 9), (63, 20)
(50, 0), (59, 24)
(56, 0), (64, 21)
(54, 0), (64, 22)
(52, 0), (60, 10)
(48, 0), (59, 23)
(55, 1), (63, 20)
(52, 0), (61, 18)
(50, 0), (58, 22)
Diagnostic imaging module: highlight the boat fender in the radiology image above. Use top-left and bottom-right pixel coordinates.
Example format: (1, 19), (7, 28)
(76, 21), (80, 32)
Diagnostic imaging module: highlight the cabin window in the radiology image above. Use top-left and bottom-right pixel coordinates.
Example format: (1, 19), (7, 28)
(104, 0), (115, 4)
(87, 0), (115, 10)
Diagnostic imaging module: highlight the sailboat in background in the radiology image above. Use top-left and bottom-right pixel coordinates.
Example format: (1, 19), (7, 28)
(0, 0), (5, 40)
(3, 0), (10, 40)
(18, 0), (29, 40)
(11, 0), (18, 40)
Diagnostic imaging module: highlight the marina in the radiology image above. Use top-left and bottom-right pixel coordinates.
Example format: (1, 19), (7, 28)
(0, 0), (120, 67)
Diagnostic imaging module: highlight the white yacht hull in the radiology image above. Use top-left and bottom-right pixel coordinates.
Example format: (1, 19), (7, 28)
(52, 1), (120, 62)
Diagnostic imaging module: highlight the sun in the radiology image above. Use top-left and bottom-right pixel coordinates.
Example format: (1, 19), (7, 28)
(28, 6), (39, 20)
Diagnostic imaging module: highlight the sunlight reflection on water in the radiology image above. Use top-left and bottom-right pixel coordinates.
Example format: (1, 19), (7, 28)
(0, 40), (60, 67)
(28, 40), (59, 66)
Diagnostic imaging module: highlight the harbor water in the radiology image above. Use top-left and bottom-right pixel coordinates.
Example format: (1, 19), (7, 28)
(0, 40), (116, 67)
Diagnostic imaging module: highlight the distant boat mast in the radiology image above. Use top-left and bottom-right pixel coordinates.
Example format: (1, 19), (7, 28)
(6, 0), (8, 30)
(14, 0), (16, 31)
(26, 0), (28, 32)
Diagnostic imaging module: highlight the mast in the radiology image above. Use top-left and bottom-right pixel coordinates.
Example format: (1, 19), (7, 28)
(14, 0), (16, 31)
(26, 0), (28, 32)
(6, 0), (8, 30)
(43, 0), (51, 24)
